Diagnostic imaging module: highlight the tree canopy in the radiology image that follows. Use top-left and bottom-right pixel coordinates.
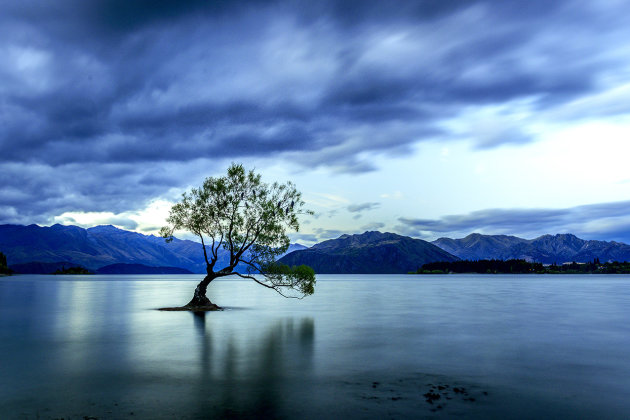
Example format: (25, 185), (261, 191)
(160, 163), (315, 306)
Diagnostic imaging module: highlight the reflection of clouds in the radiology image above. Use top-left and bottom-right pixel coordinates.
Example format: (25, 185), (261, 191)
(5, 278), (316, 418)
(193, 313), (315, 418)
(40, 279), (137, 416)
(56, 281), (91, 342)
(54, 279), (134, 371)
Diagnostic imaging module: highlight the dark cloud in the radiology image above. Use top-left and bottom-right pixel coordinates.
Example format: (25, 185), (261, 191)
(361, 222), (385, 231)
(325, 210), (338, 219)
(347, 202), (380, 213)
(93, 0), (225, 33)
(140, 225), (163, 233)
(398, 201), (630, 244)
(0, 160), (200, 225)
(1, 0), (629, 222)
(101, 217), (139, 231)
(290, 227), (347, 245)
(289, 233), (319, 245)
(291, 222), (390, 245)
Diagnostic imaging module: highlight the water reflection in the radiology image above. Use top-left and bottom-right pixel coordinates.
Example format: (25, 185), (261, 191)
(192, 312), (315, 418)
(4, 275), (630, 418)
(0, 278), (318, 418)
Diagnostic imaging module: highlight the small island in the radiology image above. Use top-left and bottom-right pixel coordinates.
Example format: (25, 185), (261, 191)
(413, 259), (630, 274)
(53, 265), (93, 275)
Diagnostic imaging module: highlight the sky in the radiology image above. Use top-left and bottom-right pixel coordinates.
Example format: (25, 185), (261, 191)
(2, 0), (630, 245)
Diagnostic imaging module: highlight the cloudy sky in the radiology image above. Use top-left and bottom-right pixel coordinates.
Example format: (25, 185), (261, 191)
(2, 0), (630, 245)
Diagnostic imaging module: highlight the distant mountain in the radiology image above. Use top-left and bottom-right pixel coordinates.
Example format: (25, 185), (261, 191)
(278, 231), (459, 274)
(0, 224), (203, 272)
(6, 223), (627, 274)
(432, 233), (630, 264)
(0, 224), (306, 274)
(432, 233), (529, 260)
(96, 263), (193, 274)
(286, 243), (308, 254)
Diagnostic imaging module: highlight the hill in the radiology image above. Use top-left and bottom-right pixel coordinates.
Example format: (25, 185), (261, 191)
(432, 233), (630, 264)
(278, 231), (459, 274)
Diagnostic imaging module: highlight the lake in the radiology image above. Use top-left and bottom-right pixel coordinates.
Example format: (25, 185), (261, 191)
(1, 274), (629, 419)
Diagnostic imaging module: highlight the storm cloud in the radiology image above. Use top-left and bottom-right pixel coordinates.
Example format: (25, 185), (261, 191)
(1, 0), (630, 223)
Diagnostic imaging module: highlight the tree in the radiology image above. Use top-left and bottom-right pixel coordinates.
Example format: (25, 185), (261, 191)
(160, 163), (315, 309)
(0, 251), (11, 275)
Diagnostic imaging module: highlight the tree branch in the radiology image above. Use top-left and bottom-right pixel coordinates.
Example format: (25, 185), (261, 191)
(213, 269), (236, 278)
(212, 233), (224, 260)
(239, 258), (264, 275)
(234, 230), (260, 263)
(234, 273), (302, 299)
(199, 234), (210, 267)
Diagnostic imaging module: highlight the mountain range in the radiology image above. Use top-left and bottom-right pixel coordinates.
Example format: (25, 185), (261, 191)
(432, 233), (630, 264)
(0, 224), (209, 273)
(0, 224), (305, 274)
(1, 223), (630, 274)
(278, 232), (630, 273)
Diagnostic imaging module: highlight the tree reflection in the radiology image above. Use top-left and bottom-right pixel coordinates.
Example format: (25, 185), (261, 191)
(192, 312), (315, 418)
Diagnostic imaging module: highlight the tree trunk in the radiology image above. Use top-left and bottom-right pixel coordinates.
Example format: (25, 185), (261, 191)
(186, 273), (221, 309)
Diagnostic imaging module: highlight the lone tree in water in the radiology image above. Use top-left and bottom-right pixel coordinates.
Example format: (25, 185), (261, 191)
(160, 163), (315, 310)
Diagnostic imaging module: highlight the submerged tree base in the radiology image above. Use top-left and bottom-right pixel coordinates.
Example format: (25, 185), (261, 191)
(158, 303), (223, 312)
(158, 292), (223, 312)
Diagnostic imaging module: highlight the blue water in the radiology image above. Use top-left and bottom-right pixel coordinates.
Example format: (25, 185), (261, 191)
(1, 274), (629, 419)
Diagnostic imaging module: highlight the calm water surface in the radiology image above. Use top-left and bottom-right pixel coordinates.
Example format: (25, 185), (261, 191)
(1, 274), (629, 419)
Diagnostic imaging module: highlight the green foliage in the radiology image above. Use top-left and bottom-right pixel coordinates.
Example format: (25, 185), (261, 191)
(161, 163), (315, 298)
(53, 266), (92, 275)
(0, 251), (11, 275)
(596, 261), (630, 274)
(417, 259), (545, 274)
(261, 263), (316, 297)
(413, 259), (630, 274)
